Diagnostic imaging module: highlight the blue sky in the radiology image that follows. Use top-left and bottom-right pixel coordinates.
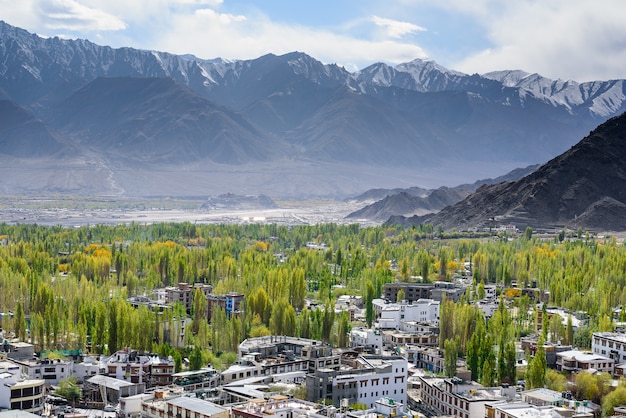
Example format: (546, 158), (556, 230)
(1, 0), (625, 82)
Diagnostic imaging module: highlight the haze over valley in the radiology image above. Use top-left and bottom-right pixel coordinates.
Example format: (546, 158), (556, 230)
(1, 21), (626, 231)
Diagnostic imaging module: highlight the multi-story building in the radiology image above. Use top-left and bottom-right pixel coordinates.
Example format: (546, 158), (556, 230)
(376, 299), (440, 329)
(238, 336), (338, 374)
(382, 283), (433, 303)
(592, 332), (626, 364)
(0, 361), (45, 414)
(382, 282), (466, 304)
(207, 292), (244, 321)
(84, 375), (145, 405)
(306, 355), (407, 408)
(232, 395), (327, 418)
(11, 357), (72, 385)
(418, 375), (515, 418)
(0, 341), (35, 361)
(408, 346), (445, 373)
(556, 349), (614, 374)
(484, 400), (595, 418)
(521, 388), (566, 407)
(172, 368), (221, 391)
(520, 337), (572, 368)
(142, 396), (229, 418)
(349, 327), (383, 353)
(383, 331), (438, 348)
(105, 348), (175, 386)
(73, 355), (103, 382)
(165, 282), (213, 313)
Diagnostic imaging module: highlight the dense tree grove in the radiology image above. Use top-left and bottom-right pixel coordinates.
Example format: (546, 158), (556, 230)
(0, 223), (625, 408)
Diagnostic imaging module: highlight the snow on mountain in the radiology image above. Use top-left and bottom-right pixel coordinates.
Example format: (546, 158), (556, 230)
(395, 58), (467, 89)
(482, 70), (626, 118)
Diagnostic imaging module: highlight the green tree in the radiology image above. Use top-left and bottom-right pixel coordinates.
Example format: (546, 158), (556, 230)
(573, 327), (592, 349)
(321, 302), (335, 344)
(108, 299), (119, 354)
(602, 385), (626, 417)
(545, 369), (567, 392)
(14, 301), (27, 342)
(525, 335), (547, 389)
(189, 345), (204, 371)
(525, 227), (533, 240)
(56, 376), (82, 406)
(503, 341), (517, 385)
(337, 311), (351, 348)
(364, 281), (375, 328)
(444, 338), (458, 378)
(575, 372), (601, 403)
(565, 315), (574, 346)
(191, 287), (207, 335)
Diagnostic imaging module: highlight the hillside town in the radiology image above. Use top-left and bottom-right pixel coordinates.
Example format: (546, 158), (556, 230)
(0, 270), (621, 418)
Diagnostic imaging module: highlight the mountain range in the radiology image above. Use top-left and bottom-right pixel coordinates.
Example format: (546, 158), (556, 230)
(387, 112), (626, 232)
(1, 20), (626, 200)
(345, 164), (540, 222)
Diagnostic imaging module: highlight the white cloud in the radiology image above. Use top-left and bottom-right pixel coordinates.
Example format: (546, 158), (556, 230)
(175, 0), (223, 5)
(3, 0), (624, 80)
(371, 15), (426, 39)
(38, 0), (126, 31)
(445, 0), (626, 81)
(155, 7), (427, 68)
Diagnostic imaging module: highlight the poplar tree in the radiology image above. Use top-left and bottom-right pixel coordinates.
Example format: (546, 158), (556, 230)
(526, 335), (547, 389)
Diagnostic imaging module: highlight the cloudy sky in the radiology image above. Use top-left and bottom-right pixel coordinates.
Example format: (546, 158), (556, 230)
(1, 0), (625, 82)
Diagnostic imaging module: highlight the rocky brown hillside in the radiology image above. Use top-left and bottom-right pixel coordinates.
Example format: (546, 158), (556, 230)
(391, 113), (626, 231)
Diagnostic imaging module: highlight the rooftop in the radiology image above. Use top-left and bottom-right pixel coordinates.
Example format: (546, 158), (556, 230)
(557, 350), (611, 362)
(168, 397), (227, 415)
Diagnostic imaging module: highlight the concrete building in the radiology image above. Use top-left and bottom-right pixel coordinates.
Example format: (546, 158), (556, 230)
(418, 375), (516, 418)
(346, 397), (405, 418)
(408, 346), (445, 373)
(105, 348), (175, 386)
(383, 331), (438, 349)
(238, 336), (339, 375)
(592, 332), (626, 364)
(556, 349), (614, 374)
(484, 401), (594, 418)
(0, 361), (45, 414)
(232, 395), (327, 418)
(172, 368), (221, 391)
(207, 292), (244, 321)
(11, 357), (72, 385)
(142, 396), (229, 418)
(521, 388), (566, 407)
(84, 375), (146, 405)
(73, 355), (104, 382)
(165, 282), (213, 314)
(0, 341), (35, 361)
(377, 299), (440, 329)
(349, 327), (383, 353)
(520, 337), (572, 368)
(306, 354), (407, 408)
(382, 283), (433, 303)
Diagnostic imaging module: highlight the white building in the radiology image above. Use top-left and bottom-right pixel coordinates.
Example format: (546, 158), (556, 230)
(142, 396), (229, 418)
(11, 357), (72, 386)
(306, 355), (407, 408)
(0, 361), (45, 414)
(485, 401), (594, 418)
(349, 327), (383, 353)
(556, 349), (614, 374)
(377, 299), (440, 329)
(591, 332), (626, 364)
(232, 395), (327, 418)
(418, 375), (516, 418)
(73, 356), (104, 382)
